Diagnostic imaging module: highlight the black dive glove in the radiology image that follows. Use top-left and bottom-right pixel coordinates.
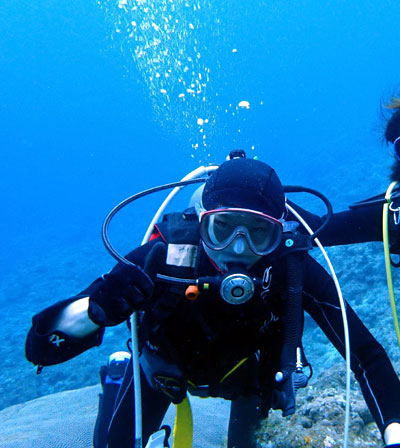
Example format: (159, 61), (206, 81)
(88, 265), (153, 326)
(271, 368), (308, 417)
(88, 244), (161, 326)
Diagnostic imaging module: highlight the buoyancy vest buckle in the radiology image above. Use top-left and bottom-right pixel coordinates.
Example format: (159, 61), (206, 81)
(389, 201), (400, 225)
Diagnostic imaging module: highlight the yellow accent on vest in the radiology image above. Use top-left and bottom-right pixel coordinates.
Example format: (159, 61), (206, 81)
(219, 357), (249, 383)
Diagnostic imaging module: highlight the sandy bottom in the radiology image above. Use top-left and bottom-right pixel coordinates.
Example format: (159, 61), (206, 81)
(0, 385), (230, 448)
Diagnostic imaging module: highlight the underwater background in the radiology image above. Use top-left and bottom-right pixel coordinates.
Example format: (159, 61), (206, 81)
(2, 0), (400, 418)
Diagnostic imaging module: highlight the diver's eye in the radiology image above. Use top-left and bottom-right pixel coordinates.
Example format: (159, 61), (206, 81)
(213, 217), (233, 231)
(248, 225), (268, 237)
(213, 217), (235, 242)
(249, 226), (270, 245)
(215, 220), (228, 228)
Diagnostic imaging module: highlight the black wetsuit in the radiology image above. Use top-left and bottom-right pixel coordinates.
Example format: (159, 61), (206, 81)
(289, 198), (400, 247)
(25, 216), (400, 448)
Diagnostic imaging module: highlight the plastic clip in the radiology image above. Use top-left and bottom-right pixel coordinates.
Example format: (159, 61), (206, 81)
(389, 202), (400, 225)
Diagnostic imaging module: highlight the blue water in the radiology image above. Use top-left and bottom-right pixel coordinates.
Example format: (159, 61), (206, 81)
(2, 0), (400, 410)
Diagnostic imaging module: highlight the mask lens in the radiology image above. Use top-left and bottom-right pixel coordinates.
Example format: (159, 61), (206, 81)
(200, 209), (282, 255)
(211, 213), (240, 244)
(247, 216), (282, 252)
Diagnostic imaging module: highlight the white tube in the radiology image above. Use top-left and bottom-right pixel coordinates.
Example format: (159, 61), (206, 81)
(131, 312), (142, 447)
(287, 203), (350, 448)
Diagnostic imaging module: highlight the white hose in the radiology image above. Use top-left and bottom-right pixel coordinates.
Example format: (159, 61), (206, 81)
(131, 312), (143, 447)
(286, 203), (350, 448)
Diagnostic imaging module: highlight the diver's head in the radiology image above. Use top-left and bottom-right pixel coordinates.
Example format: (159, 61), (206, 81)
(384, 97), (400, 182)
(200, 155), (286, 271)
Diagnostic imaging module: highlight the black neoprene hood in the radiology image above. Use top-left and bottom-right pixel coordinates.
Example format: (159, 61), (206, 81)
(202, 158), (286, 219)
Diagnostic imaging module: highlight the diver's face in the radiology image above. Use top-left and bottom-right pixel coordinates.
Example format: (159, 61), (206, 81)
(199, 208), (283, 271)
(211, 213), (274, 251)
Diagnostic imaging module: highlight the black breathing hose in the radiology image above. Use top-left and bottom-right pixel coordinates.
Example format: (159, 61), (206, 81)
(101, 178), (207, 267)
(284, 185), (333, 240)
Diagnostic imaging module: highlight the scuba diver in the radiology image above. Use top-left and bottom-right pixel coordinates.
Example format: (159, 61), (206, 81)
(285, 96), (400, 446)
(25, 152), (400, 447)
(291, 96), (400, 247)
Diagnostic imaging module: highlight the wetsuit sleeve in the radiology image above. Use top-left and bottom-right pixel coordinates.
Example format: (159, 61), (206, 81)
(25, 295), (106, 366)
(302, 255), (400, 437)
(25, 239), (161, 367)
(288, 200), (383, 246)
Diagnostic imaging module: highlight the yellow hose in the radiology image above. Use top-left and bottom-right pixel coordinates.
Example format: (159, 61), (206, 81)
(173, 396), (193, 448)
(383, 181), (400, 348)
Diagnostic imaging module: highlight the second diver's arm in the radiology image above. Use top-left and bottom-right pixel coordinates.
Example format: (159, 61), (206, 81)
(289, 200), (383, 246)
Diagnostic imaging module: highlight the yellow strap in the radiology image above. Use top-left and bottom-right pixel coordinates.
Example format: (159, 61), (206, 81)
(188, 357), (250, 390)
(219, 357), (249, 383)
(172, 358), (248, 447)
(383, 181), (400, 348)
(173, 396), (193, 448)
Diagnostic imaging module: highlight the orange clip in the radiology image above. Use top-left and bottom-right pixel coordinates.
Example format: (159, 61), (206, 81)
(185, 285), (199, 301)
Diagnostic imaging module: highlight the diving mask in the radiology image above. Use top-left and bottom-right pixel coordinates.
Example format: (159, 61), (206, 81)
(199, 208), (283, 256)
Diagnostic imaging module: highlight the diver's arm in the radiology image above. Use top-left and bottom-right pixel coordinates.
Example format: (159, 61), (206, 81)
(25, 294), (106, 367)
(44, 238), (158, 336)
(54, 297), (99, 337)
(25, 277), (129, 367)
(25, 240), (158, 367)
(317, 205), (382, 245)
(289, 200), (383, 246)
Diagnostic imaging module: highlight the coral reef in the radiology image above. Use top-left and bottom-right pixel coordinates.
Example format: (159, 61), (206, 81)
(256, 365), (383, 447)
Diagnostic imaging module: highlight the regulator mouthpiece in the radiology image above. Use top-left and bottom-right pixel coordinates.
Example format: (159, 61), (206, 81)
(220, 273), (255, 304)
